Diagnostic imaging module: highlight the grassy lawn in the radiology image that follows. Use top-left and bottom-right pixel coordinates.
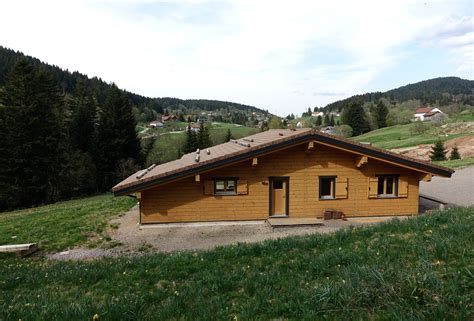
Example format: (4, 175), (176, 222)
(1, 207), (472, 320)
(353, 123), (473, 149)
(0, 195), (135, 253)
(434, 157), (474, 169)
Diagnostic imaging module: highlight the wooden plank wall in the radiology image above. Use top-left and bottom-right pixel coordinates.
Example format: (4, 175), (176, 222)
(140, 143), (421, 223)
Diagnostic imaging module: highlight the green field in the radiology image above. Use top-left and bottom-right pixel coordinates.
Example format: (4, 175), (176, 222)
(145, 122), (258, 165)
(0, 195), (135, 253)
(0, 195), (472, 320)
(434, 157), (474, 169)
(353, 122), (473, 149)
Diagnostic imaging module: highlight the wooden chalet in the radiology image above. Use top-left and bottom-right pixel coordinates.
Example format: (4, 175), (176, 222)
(112, 129), (453, 224)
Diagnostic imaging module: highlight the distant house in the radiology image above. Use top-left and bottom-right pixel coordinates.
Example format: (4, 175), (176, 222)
(187, 122), (201, 132)
(414, 107), (444, 121)
(311, 111), (324, 117)
(319, 126), (336, 135)
(161, 115), (177, 122)
(296, 121), (303, 128)
(148, 120), (164, 128)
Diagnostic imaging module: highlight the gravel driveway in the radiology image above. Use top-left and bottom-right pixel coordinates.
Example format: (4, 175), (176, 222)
(49, 206), (408, 260)
(420, 165), (474, 207)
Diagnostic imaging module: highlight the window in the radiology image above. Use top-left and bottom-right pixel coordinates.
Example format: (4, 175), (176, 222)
(214, 178), (237, 195)
(319, 176), (336, 200)
(376, 175), (398, 197)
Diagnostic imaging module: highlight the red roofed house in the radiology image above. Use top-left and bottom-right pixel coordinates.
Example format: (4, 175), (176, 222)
(414, 107), (444, 121)
(112, 129), (453, 224)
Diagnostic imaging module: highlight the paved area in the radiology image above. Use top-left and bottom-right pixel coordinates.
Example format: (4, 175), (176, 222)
(420, 166), (474, 207)
(49, 206), (409, 260)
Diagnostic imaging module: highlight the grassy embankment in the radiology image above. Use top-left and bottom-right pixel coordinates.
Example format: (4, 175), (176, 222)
(0, 195), (472, 320)
(353, 122), (474, 169)
(0, 195), (135, 253)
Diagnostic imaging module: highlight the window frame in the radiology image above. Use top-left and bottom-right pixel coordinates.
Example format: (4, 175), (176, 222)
(375, 174), (399, 198)
(319, 176), (337, 200)
(213, 177), (238, 196)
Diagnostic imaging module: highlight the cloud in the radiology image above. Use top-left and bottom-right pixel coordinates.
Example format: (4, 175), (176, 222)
(0, 0), (471, 116)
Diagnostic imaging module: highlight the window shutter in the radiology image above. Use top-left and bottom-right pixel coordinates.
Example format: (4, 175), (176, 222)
(368, 177), (378, 198)
(398, 176), (409, 198)
(237, 180), (248, 195)
(335, 178), (348, 199)
(204, 180), (214, 195)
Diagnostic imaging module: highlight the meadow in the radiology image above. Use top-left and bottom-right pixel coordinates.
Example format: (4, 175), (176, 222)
(0, 195), (135, 252)
(0, 201), (472, 320)
(352, 122), (473, 150)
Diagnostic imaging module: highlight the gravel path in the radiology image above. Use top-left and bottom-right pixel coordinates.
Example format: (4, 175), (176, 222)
(420, 165), (474, 207)
(49, 206), (407, 261)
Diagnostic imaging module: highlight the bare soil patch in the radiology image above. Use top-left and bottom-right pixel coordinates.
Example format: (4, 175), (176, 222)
(391, 135), (474, 160)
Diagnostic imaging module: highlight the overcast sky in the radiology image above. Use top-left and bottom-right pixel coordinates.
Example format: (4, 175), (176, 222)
(0, 0), (472, 116)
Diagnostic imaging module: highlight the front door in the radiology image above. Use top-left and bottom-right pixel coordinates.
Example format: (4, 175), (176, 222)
(270, 177), (289, 216)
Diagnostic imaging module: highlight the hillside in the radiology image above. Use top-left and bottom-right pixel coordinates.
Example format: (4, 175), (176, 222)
(323, 77), (474, 112)
(0, 195), (472, 320)
(0, 46), (268, 123)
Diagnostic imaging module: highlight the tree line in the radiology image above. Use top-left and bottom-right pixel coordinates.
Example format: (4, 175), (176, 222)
(0, 59), (142, 211)
(0, 46), (268, 126)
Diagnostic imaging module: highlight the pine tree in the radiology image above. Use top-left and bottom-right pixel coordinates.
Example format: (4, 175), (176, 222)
(0, 59), (66, 209)
(450, 145), (461, 160)
(316, 115), (322, 126)
(197, 122), (212, 149)
(430, 140), (447, 161)
(94, 84), (142, 191)
(69, 81), (97, 152)
(342, 102), (369, 136)
(225, 128), (234, 142)
(184, 124), (198, 153)
(323, 114), (330, 125)
(374, 100), (389, 128)
(329, 115), (335, 126)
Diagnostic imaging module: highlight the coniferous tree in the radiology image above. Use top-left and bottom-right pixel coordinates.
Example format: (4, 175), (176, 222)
(329, 115), (335, 126)
(374, 100), (389, 128)
(450, 145), (461, 160)
(184, 124), (198, 153)
(69, 81), (97, 152)
(316, 115), (322, 126)
(430, 140), (447, 161)
(342, 102), (369, 136)
(225, 128), (234, 142)
(197, 122), (212, 149)
(0, 59), (66, 209)
(94, 84), (142, 191)
(324, 114), (330, 125)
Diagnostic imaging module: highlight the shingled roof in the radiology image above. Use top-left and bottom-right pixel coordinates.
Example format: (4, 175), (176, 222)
(112, 128), (454, 195)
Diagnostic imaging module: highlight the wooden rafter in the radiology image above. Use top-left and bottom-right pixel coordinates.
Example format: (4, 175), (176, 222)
(355, 155), (368, 168)
(420, 173), (432, 182)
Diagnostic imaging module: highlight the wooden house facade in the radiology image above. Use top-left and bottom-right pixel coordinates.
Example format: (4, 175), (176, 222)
(112, 129), (453, 224)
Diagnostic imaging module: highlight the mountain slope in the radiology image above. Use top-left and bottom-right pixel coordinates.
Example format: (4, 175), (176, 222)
(0, 46), (267, 117)
(324, 77), (474, 112)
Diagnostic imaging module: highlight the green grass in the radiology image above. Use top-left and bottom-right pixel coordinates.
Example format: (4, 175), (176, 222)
(1, 207), (473, 320)
(434, 157), (474, 169)
(353, 123), (473, 149)
(0, 195), (135, 252)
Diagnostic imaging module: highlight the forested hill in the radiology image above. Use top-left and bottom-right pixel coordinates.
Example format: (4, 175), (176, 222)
(0, 46), (267, 120)
(323, 77), (474, 112)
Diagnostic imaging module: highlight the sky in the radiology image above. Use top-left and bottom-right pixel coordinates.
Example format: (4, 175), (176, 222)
(0, 0), (472, 116)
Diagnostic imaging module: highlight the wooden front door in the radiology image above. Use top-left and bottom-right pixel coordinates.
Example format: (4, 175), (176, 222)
(270, 177), (289, 216)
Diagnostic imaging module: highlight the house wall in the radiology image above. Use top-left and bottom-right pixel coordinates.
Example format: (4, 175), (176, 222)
(140, 143), (421, 223)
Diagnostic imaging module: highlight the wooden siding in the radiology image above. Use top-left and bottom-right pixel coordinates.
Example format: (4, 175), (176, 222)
(140, 143), (421, 223)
